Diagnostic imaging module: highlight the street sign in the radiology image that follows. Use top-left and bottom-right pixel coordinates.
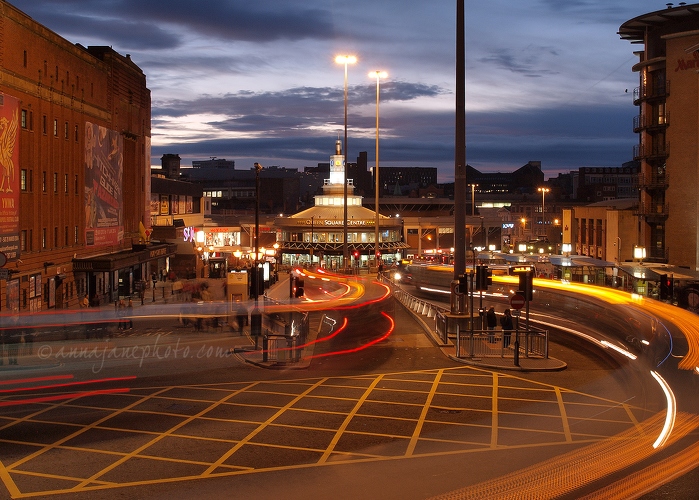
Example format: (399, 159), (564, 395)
(510, 293), (525, 310)
(0, 269), (11, 280)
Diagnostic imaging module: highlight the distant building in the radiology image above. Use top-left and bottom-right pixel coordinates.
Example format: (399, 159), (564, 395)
(378, 167), (438, 195)
(473, 161), (544, 194)
(574, 162), (640, 202)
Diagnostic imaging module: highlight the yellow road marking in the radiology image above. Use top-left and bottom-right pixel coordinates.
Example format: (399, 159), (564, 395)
(318, 374), (385, 463)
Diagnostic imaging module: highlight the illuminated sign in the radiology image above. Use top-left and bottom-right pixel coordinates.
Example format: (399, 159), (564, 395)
(502, 223), (515, 229)
(183, 227), (195, 243)
(510, 266), (534, 273)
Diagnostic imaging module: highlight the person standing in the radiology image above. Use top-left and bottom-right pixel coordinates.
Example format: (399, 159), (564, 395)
(500, 308), (514, 348)
(486, 306), (497, 343)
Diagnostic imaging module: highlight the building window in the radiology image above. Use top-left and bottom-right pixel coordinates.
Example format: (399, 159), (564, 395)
(53, 119), (58, 137)
(53, 172), (58, 193)
(21, 110), (27, 129)
(28, 229), (33, 251)
(75, 124), (79, 142)
(64, 174), (68, 194)
(64, 122), (69, 139)
(42, 171), (46, 192)
(42, 228), (47, 249)
(74, 174), (78, 194)
(54, 227), (58, 247)
(20, 230), (27, 252)
(20, 169), (27, 191)
(74, 226), (78, 244)
(42, 115), (47, 134)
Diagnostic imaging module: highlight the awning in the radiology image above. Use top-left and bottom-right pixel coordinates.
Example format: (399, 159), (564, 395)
(72, 243), (177, 272)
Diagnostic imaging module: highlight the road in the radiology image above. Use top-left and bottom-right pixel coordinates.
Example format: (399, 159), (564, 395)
(0, 274), (676, 499)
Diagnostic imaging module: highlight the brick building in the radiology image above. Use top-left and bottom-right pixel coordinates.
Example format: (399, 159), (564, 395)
(0, 2), (170, 311)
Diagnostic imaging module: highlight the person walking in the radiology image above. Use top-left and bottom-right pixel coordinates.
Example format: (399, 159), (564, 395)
(500, 308), (514, 348)
(127, 298), (134, 330)
(486, 306), (497, 343)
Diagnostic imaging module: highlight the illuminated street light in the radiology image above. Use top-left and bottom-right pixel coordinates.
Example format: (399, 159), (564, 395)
(538, 187), (550, 233)
(370, 70), (387, 270)
(335, 54), (357, 270)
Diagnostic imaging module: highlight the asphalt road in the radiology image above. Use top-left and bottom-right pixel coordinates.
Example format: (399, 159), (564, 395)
(0, 279), (668, 499)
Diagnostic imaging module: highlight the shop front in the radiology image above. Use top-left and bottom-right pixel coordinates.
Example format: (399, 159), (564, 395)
(73, 243), (177, 306)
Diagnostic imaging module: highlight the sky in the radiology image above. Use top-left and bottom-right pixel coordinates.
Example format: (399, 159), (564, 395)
(9, 0), (672, 181)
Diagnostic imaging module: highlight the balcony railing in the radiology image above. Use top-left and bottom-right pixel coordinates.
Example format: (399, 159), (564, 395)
(633, 81), (670, 104)
(633, 112), (669, 132)
(638, 172), (669, 190)
(633, 143), (669, 160)
(633, 203), (669, 218)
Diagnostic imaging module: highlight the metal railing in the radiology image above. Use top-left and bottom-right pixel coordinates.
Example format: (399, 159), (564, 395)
(386, 273), (549, 360)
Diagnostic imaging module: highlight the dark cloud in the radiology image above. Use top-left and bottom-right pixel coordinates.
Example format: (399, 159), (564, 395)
(10, 0), (337, 50)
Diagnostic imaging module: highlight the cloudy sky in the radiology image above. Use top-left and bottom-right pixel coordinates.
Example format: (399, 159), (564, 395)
(10, 0), (669, 181)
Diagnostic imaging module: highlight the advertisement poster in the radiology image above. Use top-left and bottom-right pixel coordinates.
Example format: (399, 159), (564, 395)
(0, 93), (20, 261)
(84, 122), (123, 246)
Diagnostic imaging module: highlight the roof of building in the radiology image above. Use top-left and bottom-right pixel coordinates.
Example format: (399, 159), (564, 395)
(619, 3), (699, 42)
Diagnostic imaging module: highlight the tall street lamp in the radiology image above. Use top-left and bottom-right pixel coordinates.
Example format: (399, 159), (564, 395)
(336, 54), (357, 271)
(538, 187), (550, 236)
(370, 70), (387, 270)
(468, 183), (478, 216)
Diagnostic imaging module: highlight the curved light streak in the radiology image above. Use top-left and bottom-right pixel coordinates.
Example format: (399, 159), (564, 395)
(650, 370), (676, 449)
(310, 311), (395, 359)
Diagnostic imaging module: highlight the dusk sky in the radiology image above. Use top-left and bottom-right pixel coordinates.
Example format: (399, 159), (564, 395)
(11, 0), (670, 181)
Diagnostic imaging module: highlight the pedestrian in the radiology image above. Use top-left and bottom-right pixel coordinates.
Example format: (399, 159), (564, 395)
(500, 308), (514, 348)
(80, 295), (89, 308)
(127, 298), (134, 329)
(236, 303), (248, 334)
(486, 306), (497, 343)
(2, 317), (20, 365)
(117, 300), (126, 330)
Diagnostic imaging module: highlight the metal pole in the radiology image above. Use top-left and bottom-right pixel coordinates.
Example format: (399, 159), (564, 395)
(453, 0), (466, 280)
(374, 72), (381, 269)
(343, 61), (349, 271)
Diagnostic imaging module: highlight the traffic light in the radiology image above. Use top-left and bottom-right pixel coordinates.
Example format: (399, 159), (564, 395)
(295, 279), (305, 298)
(458, 274), (468, 295)
(475, 265), (493, 291)
(518, 269), (533, 301)
(659, 274), (673, 300)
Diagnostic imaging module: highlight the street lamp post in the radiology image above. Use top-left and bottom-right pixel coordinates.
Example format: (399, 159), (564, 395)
(538, 187), (550, 238)
(336, 55), (357, 272)
(252, 162), (263, 349)
(468, 183), (477, 215)
(370, 70), (387, 271)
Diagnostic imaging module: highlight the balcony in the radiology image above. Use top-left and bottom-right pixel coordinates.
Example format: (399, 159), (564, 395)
(638, 172), (669, 190)
(633, 81), (670, 105)
(633, 143), (669, 161)
(633, 203), (669, 220)
(633, 112), (669, 133)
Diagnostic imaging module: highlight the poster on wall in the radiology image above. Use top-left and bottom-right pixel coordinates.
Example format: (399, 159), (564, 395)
(150, 193), (159, 215)
(84, 122), (123, 246)
(0, 93), (20, 261)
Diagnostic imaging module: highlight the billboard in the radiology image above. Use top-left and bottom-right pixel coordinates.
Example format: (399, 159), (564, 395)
(84, 122), (123, 246)
(0, 93), (20, 261)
